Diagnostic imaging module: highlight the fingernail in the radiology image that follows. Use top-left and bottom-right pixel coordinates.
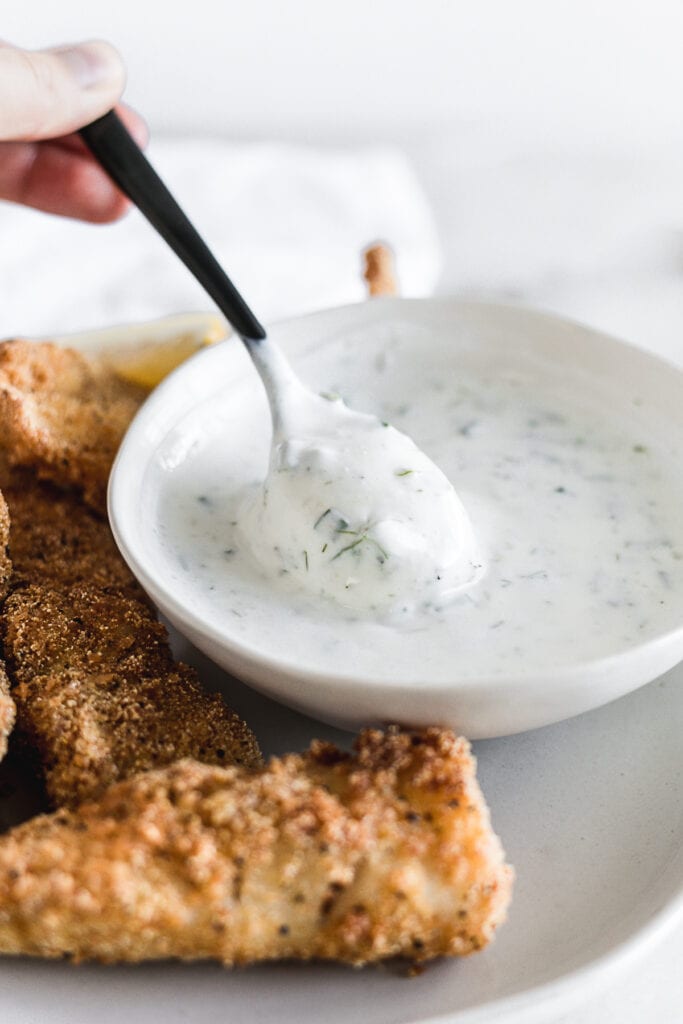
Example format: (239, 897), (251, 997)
(51, 42), (120, 89)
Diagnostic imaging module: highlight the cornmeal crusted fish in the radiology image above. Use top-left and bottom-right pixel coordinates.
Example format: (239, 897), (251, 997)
(0, 728), (513, 965)
(0, 470), (140, 595)
(0, 340), (145, 514)
(0, 468), (261, 806)
(2, 581), (261, 808)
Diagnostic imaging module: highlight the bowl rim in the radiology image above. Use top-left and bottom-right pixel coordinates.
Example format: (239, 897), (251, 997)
(108, 296), (683, 698)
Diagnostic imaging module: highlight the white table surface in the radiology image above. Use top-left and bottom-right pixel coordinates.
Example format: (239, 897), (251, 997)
(414, 131), (683, 1023)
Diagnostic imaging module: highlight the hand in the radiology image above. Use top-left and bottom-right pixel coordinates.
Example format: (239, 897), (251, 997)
(0, 41), (147, 222)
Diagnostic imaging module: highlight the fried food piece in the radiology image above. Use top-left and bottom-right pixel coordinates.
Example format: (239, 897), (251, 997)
(0, 728), (512, 965)
(10, 666), (260, 811)
(0, 468), (261, 805)
(0, 340), (145, 513)
(0, 490), (15, 763)
(1, 582), (261, 808)
(1, 472), (142, 596)
(3, 584), (172, 681)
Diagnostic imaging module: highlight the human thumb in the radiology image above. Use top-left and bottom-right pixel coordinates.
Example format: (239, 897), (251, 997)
(0, 41), (125, 141)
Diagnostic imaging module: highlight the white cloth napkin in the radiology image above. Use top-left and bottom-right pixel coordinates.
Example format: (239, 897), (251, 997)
(0, 139), (440, 338)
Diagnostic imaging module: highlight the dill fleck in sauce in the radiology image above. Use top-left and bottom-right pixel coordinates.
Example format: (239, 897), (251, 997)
(236, 361), (483, 616)
(154, 323), (683, 684)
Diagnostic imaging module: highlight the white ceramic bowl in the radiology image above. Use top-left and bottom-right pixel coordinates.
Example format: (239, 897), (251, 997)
(109, 299), (683, 738)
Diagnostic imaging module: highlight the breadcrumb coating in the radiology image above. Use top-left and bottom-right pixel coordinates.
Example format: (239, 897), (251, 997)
(0, 728), (513, 965)
(1, 471), (141, 595)
(0, 473), (261, 806)
(3, 584), (173, 681)
(0, 340), (145, 514)
(9, 663), (261, 810)
(0, 582), (261, 807)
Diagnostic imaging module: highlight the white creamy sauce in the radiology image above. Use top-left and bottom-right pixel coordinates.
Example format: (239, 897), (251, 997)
(153, 323), (683, 683)
(238, 340), (481, 615)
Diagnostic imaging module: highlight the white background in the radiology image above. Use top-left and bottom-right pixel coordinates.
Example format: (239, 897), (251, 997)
(2, 3), (683, 1021)
(3, 0), (683, 146)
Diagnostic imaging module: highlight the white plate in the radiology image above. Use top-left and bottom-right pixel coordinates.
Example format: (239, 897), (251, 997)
(110, 299), (683, 737)
(2, 636), (682, 1023)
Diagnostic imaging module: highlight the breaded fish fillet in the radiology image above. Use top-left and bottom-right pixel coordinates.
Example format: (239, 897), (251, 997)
(0, 728), (512, 965)
(0, 340), (144, 514)
(0, 588), (262, 807)
(2, 585), (260, 808)
(3, 584), (173, 681)
(0, 490), (15, 763)
(0, 471), (140, 595)
(0, 473), (261, 806)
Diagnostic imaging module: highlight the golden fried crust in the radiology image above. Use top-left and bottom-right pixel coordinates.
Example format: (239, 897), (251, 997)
(1, 584), (262, 808)
(0, 340), (145, 514)
(0, 729), (513, 965)
(3, 585), (173, 681)
(1, 472), (141, 595)
(10, 666), (261, 810)
(0, 475), (261, 806)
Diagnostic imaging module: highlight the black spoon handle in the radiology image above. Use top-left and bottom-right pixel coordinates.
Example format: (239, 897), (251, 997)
(79, 110), (266, 344)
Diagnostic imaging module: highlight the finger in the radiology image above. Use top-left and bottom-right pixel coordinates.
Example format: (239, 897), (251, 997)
(0, 140), (130, 222)
(0, 41), (125, 141)
(0, 105), (149, 222)
(50, 104), (149, 155)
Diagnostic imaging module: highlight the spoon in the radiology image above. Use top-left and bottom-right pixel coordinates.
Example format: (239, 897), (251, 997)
(80, 110), (481, 612)
(79, 111), (336, 428)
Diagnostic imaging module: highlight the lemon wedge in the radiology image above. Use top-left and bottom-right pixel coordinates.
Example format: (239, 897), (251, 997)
(50, 312), (229, 390)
